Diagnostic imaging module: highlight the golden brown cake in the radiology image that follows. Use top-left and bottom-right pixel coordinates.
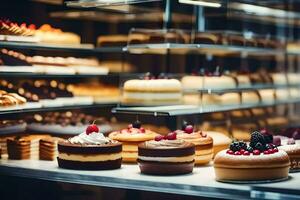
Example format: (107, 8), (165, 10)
(175, 124), (213, 165)
(181, 75), (236, 90)
(109, 120), (158, 162)
(214, 131), (290, 182)
(206, 131), (232, 157)
(122, 78), (182, 105)
(278, 142), (300, 171)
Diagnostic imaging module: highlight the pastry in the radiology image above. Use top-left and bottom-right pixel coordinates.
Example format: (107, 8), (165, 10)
(39, 136), (64, 161)
(109, 120), (158, 162)
(287, 73), (300, 85)
(138, 132), (195, 175)
(35, 24), (80, 45)
(214, 130), (290, 181)
(7, 135), (48, 160)
(235, 74), (252, 87)
(241, 91), (260, 105)
(271, 73), (288, 85)
(122, 77), (182, 105)
(278, 142), (300, 171)
(258, 89), (275, 104)
(181, 75), (236, 90)
(205, 131), (231, 157)
(175, 123), (213, 165)
(57, 123), (122, 170)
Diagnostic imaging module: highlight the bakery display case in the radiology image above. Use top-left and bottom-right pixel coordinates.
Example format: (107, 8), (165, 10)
(1, 0), (300, 199)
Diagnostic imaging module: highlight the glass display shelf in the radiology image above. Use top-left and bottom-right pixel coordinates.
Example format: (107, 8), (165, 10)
(0, 41), (124, 53)
(184, 84), (298, 95)
(112, 99), (300, 116)
(65, 0), (161, 8)
(0, 72), (119, 78)
(125, 43), (283, 56)
(0, 103), (116, 116)
(0, 159), (299, 200)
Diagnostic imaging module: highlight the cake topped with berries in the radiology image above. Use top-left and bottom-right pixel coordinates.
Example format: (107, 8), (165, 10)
(213, 129), (290, 181)
(108, 120), (158, 162)
(109, 120), (158, 142)
(175, 122), (213, 165)
(57, 123), (122, 170)
(138, 132), (195, 175)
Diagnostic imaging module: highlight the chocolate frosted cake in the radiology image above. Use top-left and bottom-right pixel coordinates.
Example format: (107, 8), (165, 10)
(138, 132), (195, 175)
(57, 123), (122, 170)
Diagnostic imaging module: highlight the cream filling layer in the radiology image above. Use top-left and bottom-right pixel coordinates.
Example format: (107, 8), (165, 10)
(123, 92), (181, 100)
(58, 152), (122, 162)
(138, 155), (194, 163)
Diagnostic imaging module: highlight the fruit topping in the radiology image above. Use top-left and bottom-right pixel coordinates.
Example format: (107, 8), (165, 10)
(265, 144), (272, 150)
(184, 125), (194, 134)
(155, 135), (164, 141)
(201, 131), (207, 137)
(243, 151), (250, 156)
(263, 150), (269, 155)
(230, 142), (241, 152)
(260, 128), (273, 144)
(128, 124), (133, 129)
(140, 127), (146, 133)
(132, 120), (141, 129)
(226, 149), (234, 154)
(292, 130), (300, 140)
(273, 136), (281, 146)
(166, 132), (177, 140)
(250, 131), (265, 148)
(234, 151), (241, 155)
(86, 124), (99, 135)
(239, 149), (245, 154)
(246, 146), (253, 153)
(253, 150), (261, 155)
(255, 142), (265, 152)
(239, 141), (247, 150)
(273, 148), (279, 152)
(287, 138), (296, 145)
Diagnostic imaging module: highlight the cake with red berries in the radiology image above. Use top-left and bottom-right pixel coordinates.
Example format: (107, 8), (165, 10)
(57, 123), (122, 170)
(138, 132), (195, 175)
(109, 120), (158, 162)
(214, 130), (290, 182)
(175, 122), (213, 165)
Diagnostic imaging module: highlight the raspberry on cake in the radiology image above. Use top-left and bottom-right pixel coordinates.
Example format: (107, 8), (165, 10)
(175, 122), (213, 165)
(109, 120), (158, 162)
(122, 75), (182, 105)
(57, 123), (122, 170)
(138, 132), (195, 175)
(214, 130), (290, 182)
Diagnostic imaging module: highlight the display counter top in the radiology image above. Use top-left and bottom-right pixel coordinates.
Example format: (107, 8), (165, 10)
(0, 159), (299, 200)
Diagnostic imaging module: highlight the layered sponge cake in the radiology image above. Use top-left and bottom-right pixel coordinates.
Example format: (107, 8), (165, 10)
(122, 78), (182, 105)
(138, 132), (195, 175)
(57, 123), (122, 170)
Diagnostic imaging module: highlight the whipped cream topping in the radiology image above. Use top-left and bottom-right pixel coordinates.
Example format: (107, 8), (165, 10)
(145, 139), (188, 149)
(68, 132), (114, 145)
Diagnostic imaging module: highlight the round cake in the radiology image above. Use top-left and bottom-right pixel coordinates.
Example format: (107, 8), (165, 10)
(214, 130), (290, 182)
(138, 132), (195, 175)
(109, 120), (158, 162)
(122, 78), (182, 105)
(57, 123), (122, 170)
(181, 75), (236, 90)
(175, 123), (213, 165)
(278, 142), (300, 171)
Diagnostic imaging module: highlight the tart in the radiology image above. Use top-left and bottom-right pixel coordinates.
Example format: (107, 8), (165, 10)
(109, 120), (158, 162)
(175, 123), (213, 165)
(57, 123), (122, 170)
(214, 130), (290, 182)
(138, 132), (195, 175)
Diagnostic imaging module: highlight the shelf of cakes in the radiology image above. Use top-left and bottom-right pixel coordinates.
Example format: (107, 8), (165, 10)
(0, 80), (120, 114)
(113, 72), (300, 116)
(124, 29), (285, 55)
(0, 126), (299, 199)
(0, 49), (110, 75)
(66, 0), (162, 8)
